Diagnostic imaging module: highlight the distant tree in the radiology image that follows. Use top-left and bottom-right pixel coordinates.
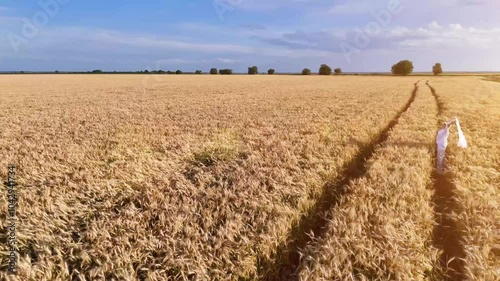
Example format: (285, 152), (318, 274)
(165, 70), (173, 74)
(158, 70), (165, 74)
(20, 71), (25, 74)
(144, 69), (149, 73)
(391, 60), (414, 76)
(55, 70), (59, 74)
(319, 64), (332, 75)
(219, 69), (233, 75)
(195, 70), (202, 74)
(433, 63), (443, 76)
(302, 68), (312, 75)
(175, 70), (183, 74)
(92, 69), (103, 74)
(334, 68), (342, 75)
(268, 69), (275, 75)
(210, 68), (218, 75)
(248, 66), (258, 75)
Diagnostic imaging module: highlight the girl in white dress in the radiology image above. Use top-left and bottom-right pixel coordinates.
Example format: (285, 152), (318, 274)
(436, 118), (459, 172)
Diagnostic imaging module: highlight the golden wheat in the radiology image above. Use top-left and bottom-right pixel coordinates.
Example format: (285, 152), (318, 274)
(0, 75), (497, 280)
(0, 75), (414, 280)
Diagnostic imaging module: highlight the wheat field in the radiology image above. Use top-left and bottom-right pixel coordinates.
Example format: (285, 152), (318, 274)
(0, 75), (498, 280)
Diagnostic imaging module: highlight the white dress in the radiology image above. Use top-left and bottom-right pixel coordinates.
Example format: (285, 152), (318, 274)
(436, 126), (450, 171)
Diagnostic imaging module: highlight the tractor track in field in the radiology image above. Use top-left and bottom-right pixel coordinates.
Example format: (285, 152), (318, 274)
(257, 81), (422, 281)
(426, 81), (466, 281)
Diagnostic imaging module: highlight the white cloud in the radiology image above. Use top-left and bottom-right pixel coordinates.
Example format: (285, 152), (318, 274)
(392, 23), (500, 49)
(5, 20), (494, 65)
(22, 26), (257, 54)
(156, 58), (200, 65)
(257, 21), (500, 56)
(175, 22), (224, 34)
(155, 58), (241, 65)
(434, 0), (487, 6)
(217, 58), (240, 63)
(428, 21), (442, 29)
(0, 23), (338, 63)
(389, 27), (412, 37)
(174, 22), (283, 40)
(239, 24), (268, 30)
(448, 0), (488, 6)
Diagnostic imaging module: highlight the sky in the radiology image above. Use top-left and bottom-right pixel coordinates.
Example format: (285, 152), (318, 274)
(0, 0), (499, 72)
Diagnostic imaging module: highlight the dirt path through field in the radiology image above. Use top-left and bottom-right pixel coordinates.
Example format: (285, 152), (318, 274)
(258, 81), (422, 281)
(296, 80), (443, 280)
(426, 81), (466, 281)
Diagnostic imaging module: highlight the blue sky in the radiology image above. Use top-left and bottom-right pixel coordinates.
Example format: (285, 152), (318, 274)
(0, 0), (499, 72)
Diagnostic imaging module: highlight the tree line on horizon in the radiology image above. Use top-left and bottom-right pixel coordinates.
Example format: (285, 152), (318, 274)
(87, 62), (443, 76)
(16, 62), (444, 76)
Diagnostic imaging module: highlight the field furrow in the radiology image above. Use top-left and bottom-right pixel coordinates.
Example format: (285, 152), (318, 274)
(260, 81), (420, 280)
(427, 77), (500, 281)
(426, 81), (467, 280)
(298, 81), (441, 281)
